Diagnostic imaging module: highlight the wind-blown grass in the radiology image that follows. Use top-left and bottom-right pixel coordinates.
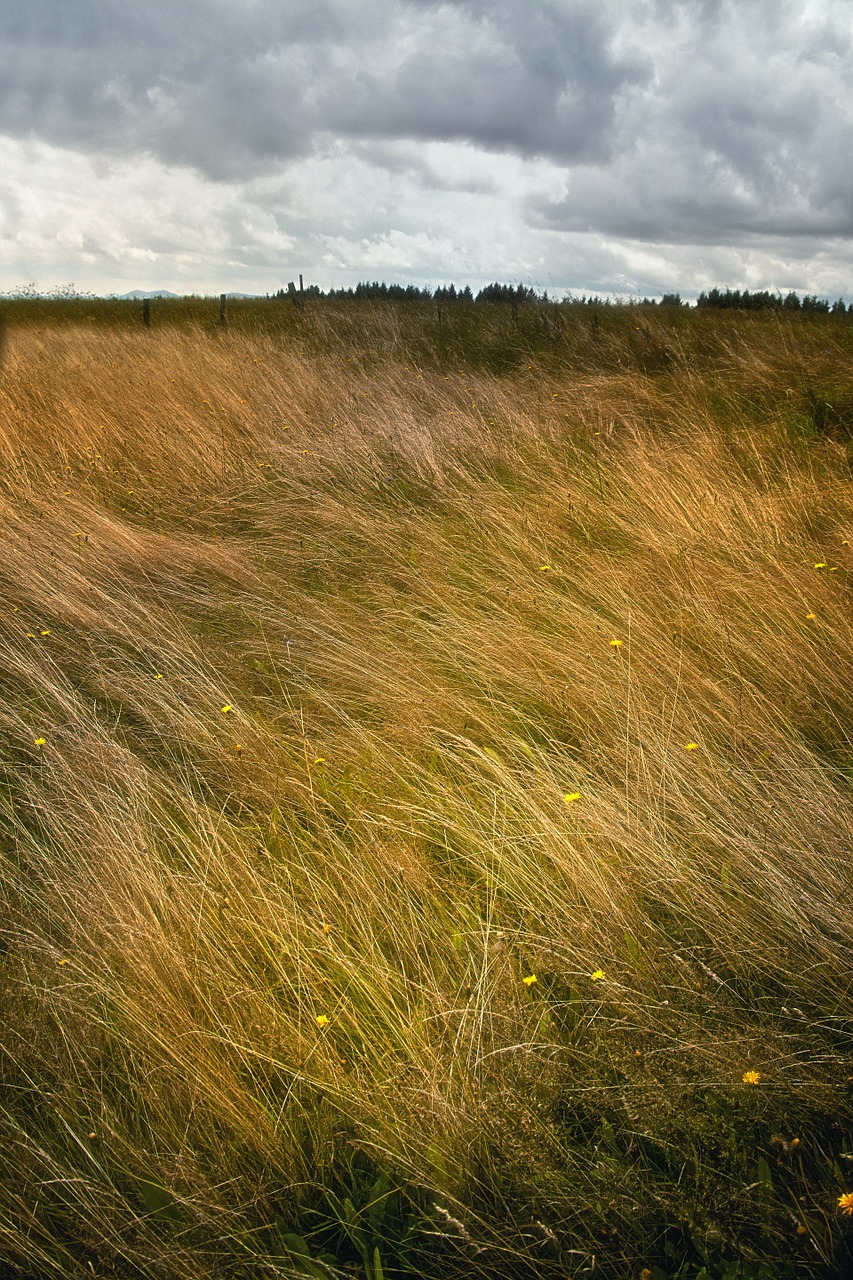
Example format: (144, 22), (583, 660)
(0, 304), (852, 1279)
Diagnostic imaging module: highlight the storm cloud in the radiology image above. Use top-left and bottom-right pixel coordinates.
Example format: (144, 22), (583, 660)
(0, 0), (851, 296)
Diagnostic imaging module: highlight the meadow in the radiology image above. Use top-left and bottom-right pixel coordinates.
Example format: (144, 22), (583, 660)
(0, 296), (852, 1279)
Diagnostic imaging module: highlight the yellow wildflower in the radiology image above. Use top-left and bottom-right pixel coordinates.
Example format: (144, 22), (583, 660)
(522, 974), (538, 986)
(590, 969), (605, 981)
(805, 613), (817, 620)
(539, 564), (551, 572)
(838, 1192), (853, 1215)
(564, 791), (582, 804)
(814, 562), (827, 569)
(683, 742), (699, 751)
(33, 737), (46, 746)
(609, 638), (623, 648)
(154, 673), (163, 679)
(221, 704), (234, 714)
(313, 756), (326, 764)
(316, 1014), (330, 1028)
(40, 630), (50, 636)
(742, 1070), (761, 1085)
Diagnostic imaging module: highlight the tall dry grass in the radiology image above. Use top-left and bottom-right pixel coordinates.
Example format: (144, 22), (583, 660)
(0, 307), (852, 1278)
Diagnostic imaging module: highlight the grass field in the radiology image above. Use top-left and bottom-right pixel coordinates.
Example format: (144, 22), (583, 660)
(1, 298), (852, 1279)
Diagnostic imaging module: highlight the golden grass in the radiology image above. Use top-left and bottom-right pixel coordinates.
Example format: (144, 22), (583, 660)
(0, 307), (852, 1278)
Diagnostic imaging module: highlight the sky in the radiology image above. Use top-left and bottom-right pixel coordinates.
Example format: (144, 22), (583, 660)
(1, 0), (852, 299)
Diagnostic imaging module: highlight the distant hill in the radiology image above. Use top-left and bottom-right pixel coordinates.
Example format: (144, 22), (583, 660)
(112, 290), (260, 300)
(114, 290), (181, 300)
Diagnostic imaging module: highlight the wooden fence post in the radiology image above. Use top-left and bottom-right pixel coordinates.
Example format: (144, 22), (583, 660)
(142, 297), (150, 328)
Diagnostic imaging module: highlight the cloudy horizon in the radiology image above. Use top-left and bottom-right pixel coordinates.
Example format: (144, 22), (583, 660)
(2, 0), (852, 300)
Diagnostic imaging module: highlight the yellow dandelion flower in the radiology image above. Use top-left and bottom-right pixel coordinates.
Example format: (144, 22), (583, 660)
(313, 756), (326, 764)
(590, 969), (605, 981)
(316, 1014), (330, 1028)
(539, 564), (551, 572)
(805, 612), (817, 620)
(564, 791), (582, 804)
(321, 923), (332, 934)
(221, 704), (234, 714)
(742, 1070), (761, 1085)
(609, 638), (623, 648)
(838, 1192), (853, 1215)
(40, 630), (50, 636)
(26, 633), (35, 639)
(233, 743), (243, 754)
(58, 958), (70, 965)
(154, 673), (163, 679)
(814, 562), (827, 569)
(683, 742), (699, 751)
(522, 974), (538, 986)
(33, 737), (46, 746)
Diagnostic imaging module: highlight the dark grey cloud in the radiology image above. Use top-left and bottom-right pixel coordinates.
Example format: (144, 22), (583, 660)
(530, 0), (853, 244)
(0, 1), (339, 175)
(0, 1), (644, 177)
(323, 2), (646, 164)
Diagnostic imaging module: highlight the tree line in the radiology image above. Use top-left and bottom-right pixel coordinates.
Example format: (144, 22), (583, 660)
(274, 281), (528, 304)
(273, 282), (850, 312)
(3, 280), (849, 313)
(694, 287), (849, 313)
